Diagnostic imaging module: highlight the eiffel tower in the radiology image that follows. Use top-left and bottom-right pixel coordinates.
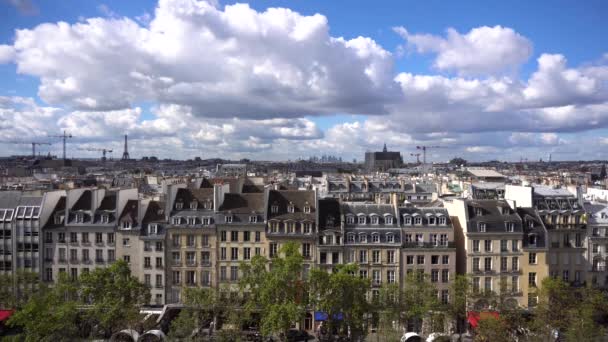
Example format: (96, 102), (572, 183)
(121, 134), (130, 161)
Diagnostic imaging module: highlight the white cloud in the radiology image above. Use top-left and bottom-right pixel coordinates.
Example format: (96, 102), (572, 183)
(394, 25), (533, 76)
(0, 45), (15, 64)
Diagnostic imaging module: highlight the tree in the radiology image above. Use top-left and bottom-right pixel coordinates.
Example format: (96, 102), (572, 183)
(401, 272), (440, 334)
(474, 316), (510, 342)
(8, 272), (81, 341)
(309, 263), (371, 339)
(564, 286), (608, 342)
(449, 157), (467, 166)
(0, 271), (41, 309)
(375, 283), (402, 341)
(447, 274), (470, 334)
(79, 260), (150, 338)
(240, 242), (307, 340)
(531, 277), (575, 339)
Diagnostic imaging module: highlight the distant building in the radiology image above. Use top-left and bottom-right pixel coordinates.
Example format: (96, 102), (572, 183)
(364, 144), (403, 172)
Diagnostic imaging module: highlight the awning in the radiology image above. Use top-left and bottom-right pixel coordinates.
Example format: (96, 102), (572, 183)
(0, 310), (14, 322)
(467, 311), (499, 329)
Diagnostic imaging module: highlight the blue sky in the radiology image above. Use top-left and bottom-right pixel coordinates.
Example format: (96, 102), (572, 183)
(1, 0), (607, 161)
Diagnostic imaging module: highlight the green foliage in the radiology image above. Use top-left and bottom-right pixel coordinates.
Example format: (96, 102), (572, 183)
(309, 263), (371, 338)
(79, 260), (150, 337)
(448, 274), (470, 333)
(7, 272), (80, 341)
(240, 242), (307, 338)
(401, 272), (440, 332)
(474, 316), (510, 342)
(449, 157), (467, 166)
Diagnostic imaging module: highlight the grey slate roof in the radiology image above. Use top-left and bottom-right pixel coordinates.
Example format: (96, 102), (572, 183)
(465, 199), (523, 233)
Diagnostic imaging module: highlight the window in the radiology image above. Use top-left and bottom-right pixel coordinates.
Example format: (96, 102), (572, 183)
(431, 270), (439, 283)
(186, 252), (196, 266)
(269, 221), (279, 233)
(359, 250), (367, 263)
(123, 238), (130, 247)
(386, 216), (393, 224)
(501, 257), (508, 271)
(484, 240), (492, 252)
(406, 255), (414, 264)
(175, 202), (183, 210)
(431, 255), (439, 265)
(512, 257), (519, 271)
(269, 243), (278, 258)
(505, 222), (515, 232)
(231, 247), (238, 260)
(220, 247), (227, 260)
(172, 217), (181, 225)
(441, 290), (449, 304)
(107, 233), (114, 244)
(255, 231), (261, 242)
(101, 214), (109, 223)
(187, 235), (195, 247)
(231, 231), (238, 242)
(44, 232), (53, 243)
(287, 204), (295, 213)
(484, 277), (492, 291)
(473, 240), (480, 252)
(82, 233), (90, 243)
(230, 266), (239, 281)
(95, 249), (103, 262)
(404, 216), (412, 225)
(529, 253), (537, 265)
(95, 233), (102, 244)
(172, 234), (181, 247)
(123, 255), (130, 264)
(190, 201), (198, 210)
(360, 234), (368, 243)
(442, 269), (449, 283)
(484, 257), (492, 271)
(220, 267), (227, 281)
(121, 221), (131, 229)
(271, 204), (279, 214)
(302, 244), (311, 259)
(372, 250), (380, 263)
(439, 216), (447, 225)
(417, 255), (425, 265)
(144, 257), (151, 268)
(387, 250), (395, 264)
(414, 217), (422, 225)
(359, 270), (368, 278)
(387, 270), (396, 283)
(225, 215), (233, 223)
(249, 215), (257, 223)
(416, 234), (424, 246)
(372, 234), (380, 243)
(479, 223), (486, 232)
(202, 217), (210, 225)
(512, 276), (519, 292)
(501, 240), (508, 252)
(156, 257), (163, 267)
(75, 213), (84, 223)
(371, 216), (379, 225)
(404, 234), (412, 243)
(187, 217), (196, 225)
(201, 251), (210, 265)
(440, 234), (448, 246)
(45, 268), (53, 282)
(562, 270), (569, 282)
(358, 216), (366, 224)
(386, 233), (394, 243)
(512, 240), (519, 252)
(473, 277), (480, 292)
(70, 232), (77, 243)
(108, 250), (115, 262)
(372, 270), (381, 285)
(303, 206), (311, 214)
(473, 257), (480, 271)
(156, 274), (163, 288)
(529, 272), (537, 287)
(220, 231), (227, 242)
(173, 271), (181, 285)
(429, 217), (436, 225)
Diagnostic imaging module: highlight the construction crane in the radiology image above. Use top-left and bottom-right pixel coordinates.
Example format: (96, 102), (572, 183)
(549, 151), (576, 163)
(49, 131), (73, 161)
(78, 147), (113, 162)
(416, 145), (442, 164)
(9, 141), (52, 158)
(410, 153), (421, 164)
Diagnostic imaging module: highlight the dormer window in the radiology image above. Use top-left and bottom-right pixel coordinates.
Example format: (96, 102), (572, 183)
(202, 217), (210, 225)
(249, 216), (257, 223)
(75, 213), (84, 223)
(122, 221), (131, 229)
(347, 234), (355, 243)
(439, 217), (446, 225)
(346, 216), (355, 224)
(479, 222), (487, 232)
(429, 217), (436, 225)
(404, 216), (412, 225)
(475, 208), (483, 216)
(360, 234), (368, 243)
(270, 221), (279, 233)
(372, 234), (380, 243)
(54, 214), (63, 225)
(414, 217), (422, 225)
(506, 222), (515, 232)
(271, 204), (279, 214)
(187, 217), (196, 225)
(148, 224), (158, 235)
(287, 203), (295, 213)
(175, 202), (183, 210)
(358, 216), (366, 225)
(225, 215), (233, 223)
(172, 217), (181, 225)
(387, 233), (394, 243)
(303, 205), (311, 214)
(190, 202), (198, 210)
(101, 214), (109, 224)
(386, 216), (393, 225)
(203, 201), (212, 210)
(371, 216), (379, 225)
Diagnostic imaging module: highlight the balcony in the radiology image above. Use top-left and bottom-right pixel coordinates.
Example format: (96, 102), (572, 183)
(403, 242), (455, 249)
(473, 269), (495, 275)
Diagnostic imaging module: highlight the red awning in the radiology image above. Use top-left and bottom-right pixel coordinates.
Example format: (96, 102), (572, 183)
(0, 310), (14, 322)
(467, 311), (499, 329)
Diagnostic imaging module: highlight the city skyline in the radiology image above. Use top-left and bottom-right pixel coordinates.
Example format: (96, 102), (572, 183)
(1, 0), (608, 161)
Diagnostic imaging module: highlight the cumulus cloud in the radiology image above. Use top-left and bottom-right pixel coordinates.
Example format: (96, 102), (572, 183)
(10, 0), (398, 117)
(0, 45), (15, 64)
(394, 25), (533, 76)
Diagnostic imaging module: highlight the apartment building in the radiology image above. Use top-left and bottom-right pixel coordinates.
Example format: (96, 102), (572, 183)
(446, 199), (525, 308)
(516, 208), (549, 307)
(216, 192), (267, 287)
(266, 190), (317, 276)
(584, 202), (608, 287)
(43, 188), (136, 282)
(342, 202), (401, 299)
(166, 186), (219, 303)
(139, 200), (167, 305)
(399, 206), (455, 306)
(316, 198), (343, 272)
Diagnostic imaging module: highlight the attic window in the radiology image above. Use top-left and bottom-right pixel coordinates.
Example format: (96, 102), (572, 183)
(475, 208), (483, 216)
(439, 217), (446, 225)
(386, 216), (393, 225)
(346, 216), (355, 224)
(429, 217), (436, 225)
(506, 222), (515, 232)
(387, 233), (395, 243)
(204, 201), (212, 209)
(479, 222), (487, 232)
(225, 215), (233, 223)
(404, 216), (412, 225)
(148, 224), (158, 235)
(172, 217), (181, 225)
(54, 214), (63, 225)
(358, 216), (366, 224)
(187, 217), (196, 225)
(175, 202), (183, 210)
(249, 216), (257, 223)
(202, 217), (210, 225)
(414, 217), (422, 225)
(101, 214), (109, 224)
(75, 213), (84, 223)
(271, 204), (279, 214)
(190, 202), (198, 210)
(122, 221), (131, 229)
(287, 203), (295, 213)
(528, 220), (534, 228)
(371, 216), (379, 225)
(303, 205), (311, 214)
